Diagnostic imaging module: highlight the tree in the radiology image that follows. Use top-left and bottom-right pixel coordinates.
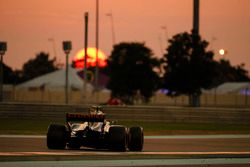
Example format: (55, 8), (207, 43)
(162, 32), (216, 106)
(22, 52), (58, 81)
(211, 60), (250, 86)
(1, 62), (18, 84)
(107, 42), (161, 104)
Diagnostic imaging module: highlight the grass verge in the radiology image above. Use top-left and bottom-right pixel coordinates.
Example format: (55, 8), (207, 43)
(118, 120), (250, 135)
(0, 118), (250, 135)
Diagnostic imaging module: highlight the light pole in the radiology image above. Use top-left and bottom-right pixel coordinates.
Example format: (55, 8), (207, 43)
(161, 26), (168, 44)
(63, 41), (72, 104)
(84, 12), (89, 102)
(193, 0), (199, 35)
(0, 42), (7, 102)
(48, 38), (57, 59)
(158, 35), (164, 55)
(191, 0), (200, 107)
(95, 0), (100, 102)
(106, 12), (116, 45)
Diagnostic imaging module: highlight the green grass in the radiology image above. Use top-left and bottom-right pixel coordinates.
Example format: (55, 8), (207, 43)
(0, 118), (250, 135)
(0, 118), (64, 135)
(117, 120), (250, 135)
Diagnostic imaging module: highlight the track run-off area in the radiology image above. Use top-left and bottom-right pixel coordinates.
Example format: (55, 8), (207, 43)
(0, 135), (250, 166)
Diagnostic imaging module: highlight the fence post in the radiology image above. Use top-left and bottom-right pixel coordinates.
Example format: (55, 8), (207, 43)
(245, 88), (248, 106)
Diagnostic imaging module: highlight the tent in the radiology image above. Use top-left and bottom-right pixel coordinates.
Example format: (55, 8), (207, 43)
(203, 82), (250, 95)
(17, 66), (93, 91)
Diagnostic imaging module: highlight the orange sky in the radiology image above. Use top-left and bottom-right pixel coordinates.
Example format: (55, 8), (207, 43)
(0, 0), (250, 72)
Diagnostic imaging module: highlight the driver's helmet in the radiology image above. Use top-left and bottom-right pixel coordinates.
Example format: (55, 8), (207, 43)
(89, 105), (103, 115)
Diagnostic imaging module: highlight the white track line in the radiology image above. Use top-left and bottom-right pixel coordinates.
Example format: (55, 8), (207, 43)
(0, 135), (45, 138)
(1, 158), (250, 167)
(0, 151), (250, 156)
(145, 134), (250, 139)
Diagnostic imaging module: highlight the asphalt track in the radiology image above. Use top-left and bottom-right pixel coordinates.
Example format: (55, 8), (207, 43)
(0, 135), (250, 166)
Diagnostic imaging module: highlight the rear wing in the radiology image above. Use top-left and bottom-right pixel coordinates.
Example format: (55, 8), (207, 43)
(66, 113), (105, 122)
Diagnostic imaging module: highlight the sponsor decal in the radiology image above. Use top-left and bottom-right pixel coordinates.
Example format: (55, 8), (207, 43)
(66, 113), (105, 122)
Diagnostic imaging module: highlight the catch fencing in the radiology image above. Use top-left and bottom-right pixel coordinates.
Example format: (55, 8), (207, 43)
(2, 85), (250, 107)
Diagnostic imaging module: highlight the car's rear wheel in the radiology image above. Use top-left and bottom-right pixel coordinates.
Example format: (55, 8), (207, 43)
(47, 124), (67, 149)
(128, 127), (144, 151)
(108, 126), (127, 151)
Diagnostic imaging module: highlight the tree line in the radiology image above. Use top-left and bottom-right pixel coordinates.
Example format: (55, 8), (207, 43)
(2, 52), (59, 84)
(2, 31), (250, 105)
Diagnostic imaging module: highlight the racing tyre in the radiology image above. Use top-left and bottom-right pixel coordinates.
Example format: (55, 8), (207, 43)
(108, 126), (127, 151)
(128, 127), (144, 151)
(47, 124), (67, 149)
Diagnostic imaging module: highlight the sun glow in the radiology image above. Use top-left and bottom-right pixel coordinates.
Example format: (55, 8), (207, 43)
(219, 49), (225, 55)
(73, 48), (107, 69)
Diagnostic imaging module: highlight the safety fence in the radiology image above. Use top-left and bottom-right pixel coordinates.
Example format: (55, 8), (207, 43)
(2, 86), (250, 107)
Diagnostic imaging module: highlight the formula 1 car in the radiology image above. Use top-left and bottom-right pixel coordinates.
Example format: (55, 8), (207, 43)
(47, 106), (143, 151)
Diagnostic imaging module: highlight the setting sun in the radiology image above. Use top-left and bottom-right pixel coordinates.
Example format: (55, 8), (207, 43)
(73, 48), (107, 69)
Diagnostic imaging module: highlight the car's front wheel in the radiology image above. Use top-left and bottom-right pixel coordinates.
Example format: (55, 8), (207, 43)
(128, 126), (144, 151)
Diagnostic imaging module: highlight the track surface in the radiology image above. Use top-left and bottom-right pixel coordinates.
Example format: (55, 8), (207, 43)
(0, 135), (250, 166)
(1, 135), (250, 153)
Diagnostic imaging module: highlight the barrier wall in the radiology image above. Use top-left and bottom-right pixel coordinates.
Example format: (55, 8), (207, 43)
(0, 103), (250, 124)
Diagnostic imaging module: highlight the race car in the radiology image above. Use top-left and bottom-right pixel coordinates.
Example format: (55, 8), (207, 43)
(47, 106), (144, 151)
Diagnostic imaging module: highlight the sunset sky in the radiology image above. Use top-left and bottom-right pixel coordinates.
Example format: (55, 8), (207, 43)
(1, 0), (250, 71)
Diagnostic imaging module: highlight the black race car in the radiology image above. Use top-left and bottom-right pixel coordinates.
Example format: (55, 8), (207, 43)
(47, 106), (144, 151)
